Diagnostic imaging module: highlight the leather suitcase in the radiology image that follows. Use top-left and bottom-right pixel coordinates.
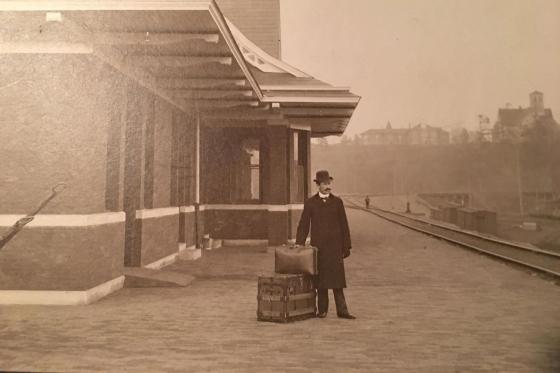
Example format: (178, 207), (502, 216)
(274, 245), (318, 275)
(257, 273), (316, 323)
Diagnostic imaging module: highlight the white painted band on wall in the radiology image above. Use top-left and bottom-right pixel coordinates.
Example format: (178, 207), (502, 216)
(135, 207), (179, 220)
(0, 276), (125, 306)
(173, 204), (305, 213)
(267, 205), (286, 212)
(0, 1), (211, 11)
(204, 204), (269, 210)
(0, 212), (125, 227)
(221, 239), (269, 247)
(268, 204), (304, 212)
(0, 42), (94, 54)
(202, 204), (304, 211)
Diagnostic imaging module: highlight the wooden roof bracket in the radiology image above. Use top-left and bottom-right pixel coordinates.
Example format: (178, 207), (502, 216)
(207, 0), (264, 102)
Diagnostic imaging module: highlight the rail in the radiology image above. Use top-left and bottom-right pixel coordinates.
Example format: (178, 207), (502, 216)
(343, 196), (560, 280)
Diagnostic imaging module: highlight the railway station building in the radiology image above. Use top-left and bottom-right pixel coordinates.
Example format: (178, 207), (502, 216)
(0, 0), (359, 304)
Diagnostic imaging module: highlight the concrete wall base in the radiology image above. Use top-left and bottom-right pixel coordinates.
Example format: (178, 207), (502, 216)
(144, 250), (179, 270)
(222, 239), (269, 247)
(0, 276), (125, 306)
(144, 244), (202, 267)
(178, 244), (202, 260)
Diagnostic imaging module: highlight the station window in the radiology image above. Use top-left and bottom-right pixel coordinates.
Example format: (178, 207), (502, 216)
(234, 138), (260, 201)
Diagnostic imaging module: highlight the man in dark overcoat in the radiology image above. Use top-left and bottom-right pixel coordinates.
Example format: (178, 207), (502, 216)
(295, 170), (355, 319)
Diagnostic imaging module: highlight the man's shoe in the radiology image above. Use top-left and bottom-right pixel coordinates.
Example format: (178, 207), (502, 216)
(317, 312), (327, 318)
(337, 313), (356, 319)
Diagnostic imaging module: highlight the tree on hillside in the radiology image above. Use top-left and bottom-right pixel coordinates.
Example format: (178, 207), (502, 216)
(522, 120), (560, 195)
(353, 134), (363, 145)
(451, 127), (469, 144)
(315, 137), (329, 146)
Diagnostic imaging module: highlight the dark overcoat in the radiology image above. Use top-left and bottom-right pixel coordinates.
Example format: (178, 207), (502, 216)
(295, 193), (351, 289)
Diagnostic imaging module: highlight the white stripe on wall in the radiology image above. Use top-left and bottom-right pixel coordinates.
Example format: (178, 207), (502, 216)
(0, 42), (93, 54)
(135, 207), (179, 220)
(0, 1), (210, 11)
(203, 204), (269, 210)
(179, 206), (196, 213)
(268, 204), (304, 212)
(266, 205), (287, 212)
(0, 205), (303, 227)
(202, 204), (304, 211)
(222, 239), (269, 247)
(0, 212), (125, 227)
(0, 276), (125, 306)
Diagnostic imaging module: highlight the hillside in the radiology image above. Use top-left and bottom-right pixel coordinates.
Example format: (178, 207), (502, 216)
(311, 143), (559, 213)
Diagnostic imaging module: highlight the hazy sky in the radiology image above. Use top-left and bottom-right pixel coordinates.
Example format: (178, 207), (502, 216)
(280, 0), (560, 138)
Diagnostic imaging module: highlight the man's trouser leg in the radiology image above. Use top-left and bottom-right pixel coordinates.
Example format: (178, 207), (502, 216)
(333, 288), (349, 315)
(317, 288), (329, 314)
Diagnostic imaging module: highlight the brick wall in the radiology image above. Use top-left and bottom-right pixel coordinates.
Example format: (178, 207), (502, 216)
(0, 54), (121, 214)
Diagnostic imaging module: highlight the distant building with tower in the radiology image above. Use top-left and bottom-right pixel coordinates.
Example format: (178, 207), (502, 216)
(493, 91), (558, 142)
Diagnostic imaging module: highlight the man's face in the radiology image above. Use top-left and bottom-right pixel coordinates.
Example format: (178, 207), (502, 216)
(318, 180), (332, 194)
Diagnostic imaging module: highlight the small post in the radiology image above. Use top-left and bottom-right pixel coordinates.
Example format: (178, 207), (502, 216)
(515, 144), (524, 215)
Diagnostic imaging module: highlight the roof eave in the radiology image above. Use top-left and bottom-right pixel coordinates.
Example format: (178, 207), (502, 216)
(207, 0), (263, 100)
(0, 0), (213, 11)
(0, 0), (266, 106)
(261, 95), (360, 105)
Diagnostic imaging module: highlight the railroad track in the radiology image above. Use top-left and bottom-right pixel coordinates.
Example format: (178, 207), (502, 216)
(342, 196), (560, 281)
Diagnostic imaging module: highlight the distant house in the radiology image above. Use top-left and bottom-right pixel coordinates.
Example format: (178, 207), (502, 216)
(361, 122), (408, 145)
(493, 91), (558, 142)
(361, 122), (449, 145)
(408, 123), (450, 145)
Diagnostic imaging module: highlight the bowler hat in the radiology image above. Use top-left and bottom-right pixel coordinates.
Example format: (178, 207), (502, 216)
(313, 170), (333, 183)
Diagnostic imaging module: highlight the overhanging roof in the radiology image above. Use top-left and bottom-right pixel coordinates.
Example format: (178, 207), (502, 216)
(227, 19), (360, 136)
(0, 0), (359, 135)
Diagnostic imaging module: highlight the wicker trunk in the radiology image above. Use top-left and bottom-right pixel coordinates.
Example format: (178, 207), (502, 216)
(257, 273), (316, 323)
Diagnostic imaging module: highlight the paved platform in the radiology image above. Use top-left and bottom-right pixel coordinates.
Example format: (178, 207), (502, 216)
(1, 209), (559, 372)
